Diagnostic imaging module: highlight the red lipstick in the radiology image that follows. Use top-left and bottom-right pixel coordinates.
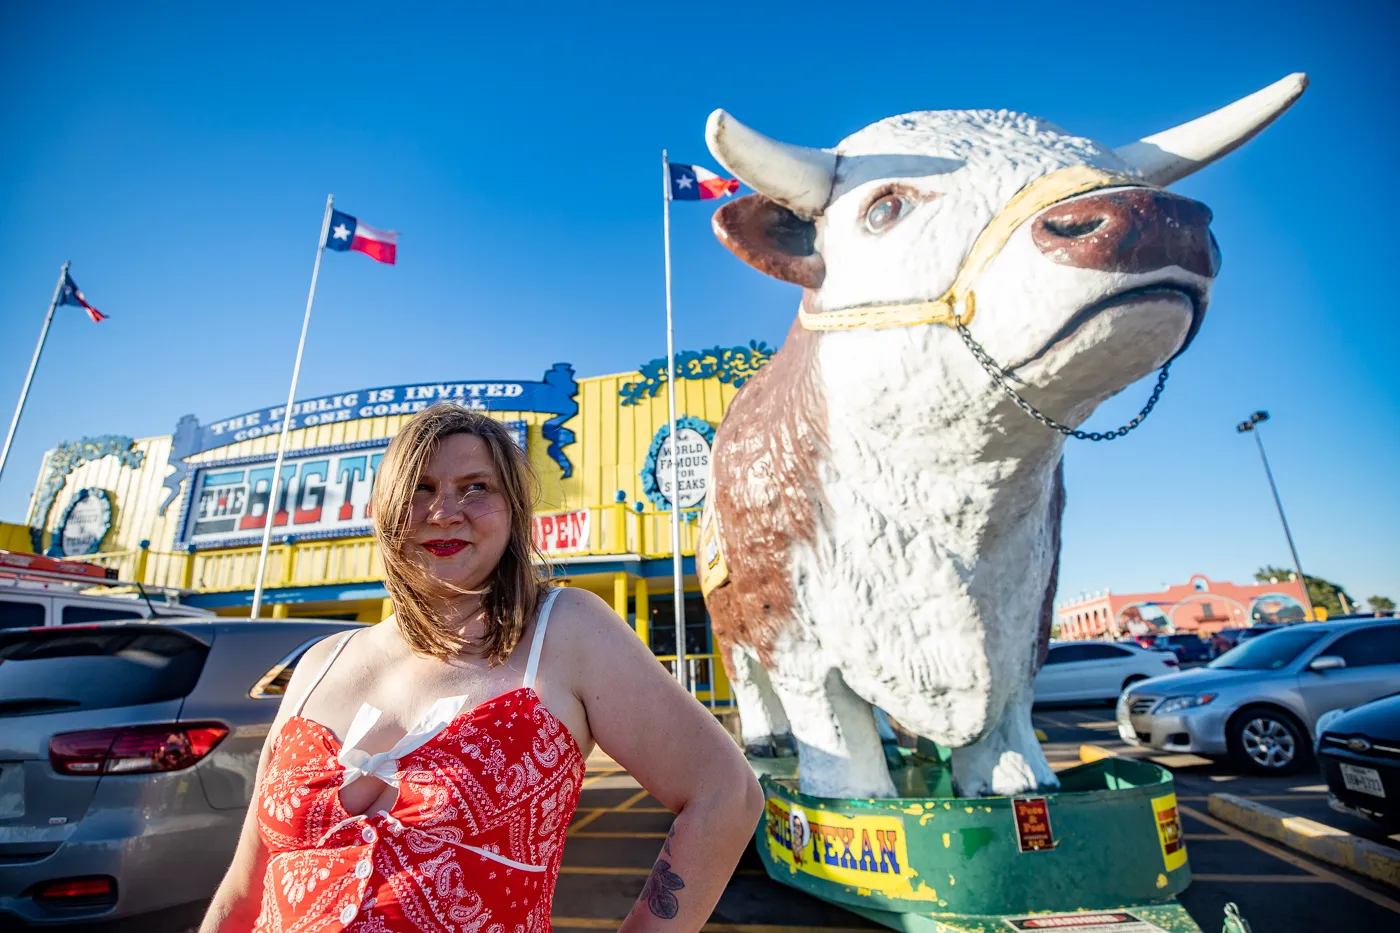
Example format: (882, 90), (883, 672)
(422, 540), (468, 557)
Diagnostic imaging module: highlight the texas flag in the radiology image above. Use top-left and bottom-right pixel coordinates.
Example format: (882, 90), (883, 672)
(58, 270), (106, 322)
(668, 163), (740, 201)
(325, 210), (398, 264)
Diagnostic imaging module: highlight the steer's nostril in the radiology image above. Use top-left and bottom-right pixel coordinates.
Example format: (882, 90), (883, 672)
(1042, 215), (1107, 239)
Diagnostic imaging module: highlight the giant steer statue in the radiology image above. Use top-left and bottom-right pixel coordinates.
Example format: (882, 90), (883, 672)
(698, 75), (1307, 799)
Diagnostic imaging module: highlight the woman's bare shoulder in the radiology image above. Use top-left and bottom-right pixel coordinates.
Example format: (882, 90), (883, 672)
(275, 628), (358, 720)
(546, 587), (665, 685)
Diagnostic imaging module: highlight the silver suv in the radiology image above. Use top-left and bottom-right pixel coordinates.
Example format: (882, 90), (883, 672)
(0, 618), (360, 929)
(1117, 620), (1400, 774)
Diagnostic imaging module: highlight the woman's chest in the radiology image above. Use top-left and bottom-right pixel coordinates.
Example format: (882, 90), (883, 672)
(260, 702), (584, 848)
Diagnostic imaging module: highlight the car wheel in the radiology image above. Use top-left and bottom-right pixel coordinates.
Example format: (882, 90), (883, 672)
(1229, 707), (1310, 775)
(1115, 674), (1147, 706)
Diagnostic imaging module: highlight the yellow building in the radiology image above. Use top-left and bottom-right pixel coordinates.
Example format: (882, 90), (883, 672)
(16, 343), (775, 704)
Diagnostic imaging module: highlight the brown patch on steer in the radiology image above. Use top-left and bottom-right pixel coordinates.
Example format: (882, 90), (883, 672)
(1032, 189), (1220, 278)
(705, 311), (828, 674)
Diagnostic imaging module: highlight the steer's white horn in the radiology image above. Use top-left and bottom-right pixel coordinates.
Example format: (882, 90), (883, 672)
(706, 109), (837, 218)
(1115, 73), (1309, 186)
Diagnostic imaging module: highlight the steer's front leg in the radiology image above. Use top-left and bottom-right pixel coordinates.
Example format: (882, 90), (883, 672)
(772, 668), (897, 799)
(949, 682), (1058, 797)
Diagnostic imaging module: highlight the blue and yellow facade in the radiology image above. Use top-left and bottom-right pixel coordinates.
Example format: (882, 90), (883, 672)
(17, 343), (776, 704)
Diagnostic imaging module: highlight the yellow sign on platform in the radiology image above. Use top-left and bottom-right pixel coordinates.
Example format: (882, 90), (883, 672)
(698, 499), (729, 596)
(1151, 793), (1187, 872)
(763, 797), (927, 899)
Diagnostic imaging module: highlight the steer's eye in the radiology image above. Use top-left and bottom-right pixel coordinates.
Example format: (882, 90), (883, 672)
(864, 194), (908, 233)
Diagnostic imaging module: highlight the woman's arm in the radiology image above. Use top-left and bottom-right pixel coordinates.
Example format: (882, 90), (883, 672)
(561, 590), (765, 932)
(199, 634), (341, 932)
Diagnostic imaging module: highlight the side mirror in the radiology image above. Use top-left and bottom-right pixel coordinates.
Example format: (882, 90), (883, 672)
(1308, 655), (1346, 672)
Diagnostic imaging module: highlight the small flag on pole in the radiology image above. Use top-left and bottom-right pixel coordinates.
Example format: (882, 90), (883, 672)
(58, 270), (106, 322)
(325, 210), (398, 264)
(668, 163), (739, 201)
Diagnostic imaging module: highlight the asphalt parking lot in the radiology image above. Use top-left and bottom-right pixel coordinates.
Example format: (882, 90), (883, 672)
(554, 705), (1400, 932)
(1033, 702), (1400, 931)
(142, 706), (1400, 932)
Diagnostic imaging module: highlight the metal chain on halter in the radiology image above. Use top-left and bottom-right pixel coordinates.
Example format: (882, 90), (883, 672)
(954, 321), (1170, 442)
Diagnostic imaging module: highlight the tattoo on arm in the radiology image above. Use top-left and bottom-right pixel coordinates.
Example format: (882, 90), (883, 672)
(642, 826), (683, 919)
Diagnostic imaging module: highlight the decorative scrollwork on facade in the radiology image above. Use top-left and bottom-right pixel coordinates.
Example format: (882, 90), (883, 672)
(30, 436), (144, 552)
(619, 341), (775, 406)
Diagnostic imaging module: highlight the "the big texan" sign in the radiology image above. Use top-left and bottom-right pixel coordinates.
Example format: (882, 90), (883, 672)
(179, 434), (592, 557)
(180, 441), (388, 548)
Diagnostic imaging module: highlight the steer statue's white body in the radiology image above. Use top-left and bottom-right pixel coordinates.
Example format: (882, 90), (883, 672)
(699, 75), (1306, 799)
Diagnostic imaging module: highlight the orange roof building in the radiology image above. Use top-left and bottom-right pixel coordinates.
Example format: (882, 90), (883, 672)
(1056, 573), (1309, 640)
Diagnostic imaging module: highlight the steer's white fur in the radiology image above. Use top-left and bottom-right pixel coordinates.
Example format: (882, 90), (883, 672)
(729, 109), (1211, 798)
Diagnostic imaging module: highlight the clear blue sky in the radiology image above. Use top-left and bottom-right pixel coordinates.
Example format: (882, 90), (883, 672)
(2, 1), (1396, 607)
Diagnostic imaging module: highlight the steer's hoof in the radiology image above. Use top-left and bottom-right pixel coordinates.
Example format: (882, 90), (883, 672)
(744, 735), (798, 758)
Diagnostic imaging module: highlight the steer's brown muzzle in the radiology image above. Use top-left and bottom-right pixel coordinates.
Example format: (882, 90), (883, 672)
(1032, 188), (1220, 278)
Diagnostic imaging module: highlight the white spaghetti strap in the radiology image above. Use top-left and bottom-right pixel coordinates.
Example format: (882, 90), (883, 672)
(287, 629), (356, 717)
(522, 589), (562, 691)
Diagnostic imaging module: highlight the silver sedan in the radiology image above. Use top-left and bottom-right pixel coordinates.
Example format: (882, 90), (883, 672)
(1117, 619), (1400, 774)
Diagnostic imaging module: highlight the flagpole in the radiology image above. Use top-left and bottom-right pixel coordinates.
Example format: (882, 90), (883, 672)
(0, 262), (70, 489)
(250, 195), (334, 619)
(661, 151), (689, 693)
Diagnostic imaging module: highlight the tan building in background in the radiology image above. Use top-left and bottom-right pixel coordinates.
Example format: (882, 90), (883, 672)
(11, 342), (778, 705)
(1056, 573), (1311, 641)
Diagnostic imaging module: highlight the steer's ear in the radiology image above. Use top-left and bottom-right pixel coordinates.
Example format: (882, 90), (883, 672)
(712, 194), (824, 289)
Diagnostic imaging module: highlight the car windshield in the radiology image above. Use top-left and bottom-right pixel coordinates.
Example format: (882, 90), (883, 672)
(1207, 629), (1325, 671)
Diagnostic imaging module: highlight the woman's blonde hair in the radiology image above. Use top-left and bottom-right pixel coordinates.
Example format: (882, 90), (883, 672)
(372, 403), (549, 664)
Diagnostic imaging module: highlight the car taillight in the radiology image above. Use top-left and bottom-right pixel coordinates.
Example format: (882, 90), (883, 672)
(49, 722), (228, 775)
(1163, 657), (1179, 667)
(36, 876), (116, 902)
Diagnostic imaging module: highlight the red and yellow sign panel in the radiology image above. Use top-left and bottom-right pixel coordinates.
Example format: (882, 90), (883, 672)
(1151, 793), (1187, 871)
(1013, 797), (1056, 852)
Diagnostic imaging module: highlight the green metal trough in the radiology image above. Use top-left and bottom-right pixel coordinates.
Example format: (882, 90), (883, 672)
(751, 753), (1203, 932)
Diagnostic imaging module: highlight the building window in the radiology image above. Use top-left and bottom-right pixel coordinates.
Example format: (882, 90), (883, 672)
(646, 594), (710, 658)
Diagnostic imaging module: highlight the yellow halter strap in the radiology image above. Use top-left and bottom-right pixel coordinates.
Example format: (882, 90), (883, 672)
(797, 164), (1147, 332)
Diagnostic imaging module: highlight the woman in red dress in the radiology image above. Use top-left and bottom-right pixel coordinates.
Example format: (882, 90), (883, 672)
(201, 404), (763, 932)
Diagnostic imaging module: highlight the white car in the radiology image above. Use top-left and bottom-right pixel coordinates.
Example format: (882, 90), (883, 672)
(1035, 641), (1180, 704)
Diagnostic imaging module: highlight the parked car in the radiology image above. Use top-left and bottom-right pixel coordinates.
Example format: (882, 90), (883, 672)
(1035, 641), (1179, 704)
(1235, 623), (1284, 644)
(1117, 619), (1400, 774)
(1, 551), (213, 629)
(1209, 628), (1245, 659)
(1317, 692), (1400, 831)
(1151, 633), (1212, 663)
(0, 585), (215, 629)
(0, 618), (360, 929)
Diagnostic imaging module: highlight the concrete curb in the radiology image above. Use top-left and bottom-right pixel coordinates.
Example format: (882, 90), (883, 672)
(1208, 792), (1400, 889)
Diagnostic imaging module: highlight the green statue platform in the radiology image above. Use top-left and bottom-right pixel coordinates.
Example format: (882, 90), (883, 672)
(750, 750), (1204, 933)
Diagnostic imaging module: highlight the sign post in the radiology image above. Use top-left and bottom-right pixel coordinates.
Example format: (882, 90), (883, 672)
(0, 263), (69, 488)
(661, 151), (688, 692)
(251, 196), (335, 618)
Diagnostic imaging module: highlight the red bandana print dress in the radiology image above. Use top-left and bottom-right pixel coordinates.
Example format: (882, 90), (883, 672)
(254, 590), (585, 932)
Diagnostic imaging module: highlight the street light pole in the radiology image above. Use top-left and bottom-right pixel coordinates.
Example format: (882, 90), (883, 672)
(1237, 411), (1314, 619)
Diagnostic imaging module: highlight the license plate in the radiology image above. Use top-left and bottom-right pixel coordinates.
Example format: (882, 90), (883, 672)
(0, 762), (24, 819)
(1339, 763), (1386, 799)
